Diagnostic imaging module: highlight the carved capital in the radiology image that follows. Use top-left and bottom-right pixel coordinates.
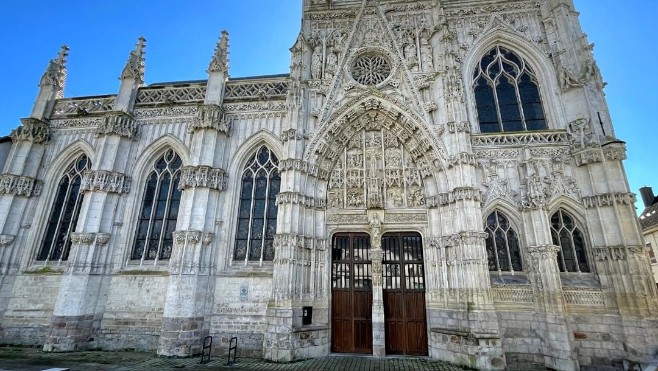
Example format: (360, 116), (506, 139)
(527, 245), (561, 261)
(573, 147), (602, 166)
(11, 118), (50, 144)
(602, 142), (627, 162)
(81, 170), (131, 194)
(96, 112), (138, 139)
(178, 165), (227, 191)
(189, 104), (231, 134)
(0, 174), (43, 197)
(0, 234), (15, 246)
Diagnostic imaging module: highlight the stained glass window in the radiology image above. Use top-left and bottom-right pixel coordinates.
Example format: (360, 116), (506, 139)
(473, 46), (547, 133)
(234, 146), (280, 263)
(550, 210), (590, 273)
(38, 154), (90, 262)
(484, 210), (522, 272)
(131, 149), (182, 261)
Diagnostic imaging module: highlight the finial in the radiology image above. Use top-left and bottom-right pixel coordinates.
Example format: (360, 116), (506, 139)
(39, 45), (69, 97)
(120, 37), (146, 84)
(208, 30), (229, 73)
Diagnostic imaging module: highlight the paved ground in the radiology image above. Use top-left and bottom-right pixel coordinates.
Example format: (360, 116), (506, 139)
(0, 347), (472, 371)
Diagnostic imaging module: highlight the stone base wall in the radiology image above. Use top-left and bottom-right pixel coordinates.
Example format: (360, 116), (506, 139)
(0, 274), (61, 346)
(97, 275), (166, 351)
(42, 314), (99, 352)
(157, 316), (208, 356)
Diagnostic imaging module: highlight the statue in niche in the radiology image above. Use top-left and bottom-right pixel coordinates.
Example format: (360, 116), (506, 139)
(311, 46), (323, 80)
(582, 55), (606, 90)
(369, 213), (382, 249)
(324, 49), (338, 80)
(404, 41), (419, 71)
(556, 62), (582, 90)
(419, 35), (434, 72)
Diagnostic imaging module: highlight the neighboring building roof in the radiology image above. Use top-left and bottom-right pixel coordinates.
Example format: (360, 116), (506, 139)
(640, 202), (658, 232)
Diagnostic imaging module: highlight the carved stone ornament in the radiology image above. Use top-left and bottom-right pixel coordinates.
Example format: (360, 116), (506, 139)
(81, 170), (131, 194)
(70, 232), (107, 246)
(178, 166), (228, 191)
(172, 230), (203, 245)
(208, 31), (229, 73)
(189, 104), (231, 135)
(0, 174), (43, 197)
(0, 234), (15, 246)
(351, 52), (393, 86)
(582, 193), (636, 209)
(276, 191), (326, 209)
(120, 37), (146, 84)
(592, 246), (626, 261)
(96, 112), (138, 139)
(10, 118), (50, 144)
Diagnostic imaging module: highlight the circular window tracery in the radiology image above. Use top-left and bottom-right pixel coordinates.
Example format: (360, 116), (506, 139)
(351, 54), (392, 86)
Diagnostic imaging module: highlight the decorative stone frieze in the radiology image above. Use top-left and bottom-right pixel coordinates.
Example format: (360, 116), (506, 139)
(224, 81), (288, 100)
(70, 232), (110, 246)
(582, 192), (636, 209)
(276, 191), (325, 209)
(81, 170), (131, 194)
(178, 166), (227, 191)
(171, 230), (213, 245)
(0, 174), (43, 197)
(0, 234), (15, 246)
(273, 233), (326, 251)
(471, 131), (570, 147)
(563, 289), (605, 306)
(446, 121), (471, 133)
(573, 147), (602, 166)
(10, 118), (50, 144)
(280, 128), (305, 142)
(96, 112), (138, 139)
(426, 187), (481, 208)
(189, 104), (231, 134)
(592, 246), (627, 261)
(384, 213), (427, 223)
(492, 286), (534, 303)
(439, 231), (489, 248)
(326, 213), (369, 224)
(278, 159), (329, 179)
(602, 142), (627, 161)
(135, 85), (205, 106)
(53, 97), (115, 117)
(447, 152), (477, 168)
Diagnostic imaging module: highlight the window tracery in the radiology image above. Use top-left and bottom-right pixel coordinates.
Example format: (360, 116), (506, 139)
(131, 149), (182, 261)
(38, 154), (90, 262)
(351, 54), (392, 86)
(473, 46), (547, 133)
(234, 146), (280, 263)
(484, 210), (522, 273)
(550, 209), (590, 273)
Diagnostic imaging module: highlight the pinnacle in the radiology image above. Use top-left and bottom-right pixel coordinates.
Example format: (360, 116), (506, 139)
(208, 30), (230, 73)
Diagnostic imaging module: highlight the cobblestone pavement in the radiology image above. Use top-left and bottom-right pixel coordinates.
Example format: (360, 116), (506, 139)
(0, 347), (472, 371)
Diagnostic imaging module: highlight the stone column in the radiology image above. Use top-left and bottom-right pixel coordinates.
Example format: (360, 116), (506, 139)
(368, 212), (385, 356)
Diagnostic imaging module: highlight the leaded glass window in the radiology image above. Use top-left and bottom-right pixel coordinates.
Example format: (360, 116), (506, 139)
(484, 211), (522, 272)
(234, 146), (280, 263)
(473, 46), (547, 133)
(131, 149), (182, 261)
(38, 154), (90, 262)
(550, 210), (590, 273)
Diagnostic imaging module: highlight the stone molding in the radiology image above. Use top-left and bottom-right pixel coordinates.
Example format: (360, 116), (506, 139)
(471, 131), (570, 147)
(492, 285), (534, 304)
(276, 191), (326, 209)
(426, 187), (481, 208)
(563, 288), (605, 306)
(0, 234), (15, 246)
(189, 104), (231, 134)
(96, 112), (138, 139)
(279, 159), (329, 180)
(178, 166), (227, 191)
(384, 213), (427, 223)
(280, 128), (305, 143)
(0, 174), (43, 197)
(70, 232), (110, 246)
(273, 233), (327, 252)
(582, 192), (635, 209)
(172, 230), (214, 245)
(433, 231), (489, 248)
(81, 170), (131, 194)
(10, 118), (50, 144)
(326, 213), (369, 224)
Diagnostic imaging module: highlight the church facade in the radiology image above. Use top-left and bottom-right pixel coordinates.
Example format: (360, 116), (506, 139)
(1, 0), (657, 370)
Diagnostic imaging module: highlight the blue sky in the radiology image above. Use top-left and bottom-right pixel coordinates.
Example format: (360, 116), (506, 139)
(0, 1), (656, 211)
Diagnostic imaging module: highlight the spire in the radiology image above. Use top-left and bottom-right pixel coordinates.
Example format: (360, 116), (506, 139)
(39, 45), (69, 98)
(120, 37), (146, 85)
(208, 31), (229, 73)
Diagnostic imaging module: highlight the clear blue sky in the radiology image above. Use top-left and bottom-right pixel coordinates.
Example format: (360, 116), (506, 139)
(0, 1), (656, 211)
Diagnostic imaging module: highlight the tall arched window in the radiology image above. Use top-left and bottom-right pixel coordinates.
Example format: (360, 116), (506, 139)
(550, 209), (590, 273)
(473, 46), (547, 133)
(38, 154), (90, 262)
(484, 210), (522, 272)
(234, 146), (280, 263)
(131, 149), (182, 261)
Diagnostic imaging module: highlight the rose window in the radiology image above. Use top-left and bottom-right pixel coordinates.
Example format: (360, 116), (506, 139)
(351, 54), (392, 86)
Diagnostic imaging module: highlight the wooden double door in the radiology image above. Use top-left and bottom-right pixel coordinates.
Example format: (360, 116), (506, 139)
(331, 232), (427, 355)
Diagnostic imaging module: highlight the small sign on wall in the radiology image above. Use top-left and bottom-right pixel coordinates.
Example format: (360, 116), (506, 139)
(239, 285), (249, 302)
(302, 306), (313, 325)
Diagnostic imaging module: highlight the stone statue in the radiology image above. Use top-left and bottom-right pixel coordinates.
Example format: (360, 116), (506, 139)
(311, 46), (323, 79)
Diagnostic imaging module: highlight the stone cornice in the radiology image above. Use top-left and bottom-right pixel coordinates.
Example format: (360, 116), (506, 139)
(11, 118), (50, 144)
(178, 166), (227, 191)
(0, 174), (43, 197)
(81, 170), (131, 194)
(96, 112), (138, 139)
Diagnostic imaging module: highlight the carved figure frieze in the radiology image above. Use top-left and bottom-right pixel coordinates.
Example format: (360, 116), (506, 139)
(11, 118), (50, 144)
(276, 191), (326, 209)
(189, 104), (231, 134)
(178, 166), (227, 191)
(0, 174), (43, 198)
(81, 170), (131, 194)
(96, 112), (138, 139)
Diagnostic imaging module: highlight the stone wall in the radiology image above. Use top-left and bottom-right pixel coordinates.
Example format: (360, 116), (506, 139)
(97, 275), (167, 351)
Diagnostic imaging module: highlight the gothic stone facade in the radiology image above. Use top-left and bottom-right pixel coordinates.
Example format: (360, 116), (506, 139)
(1, 1), (657, 370)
